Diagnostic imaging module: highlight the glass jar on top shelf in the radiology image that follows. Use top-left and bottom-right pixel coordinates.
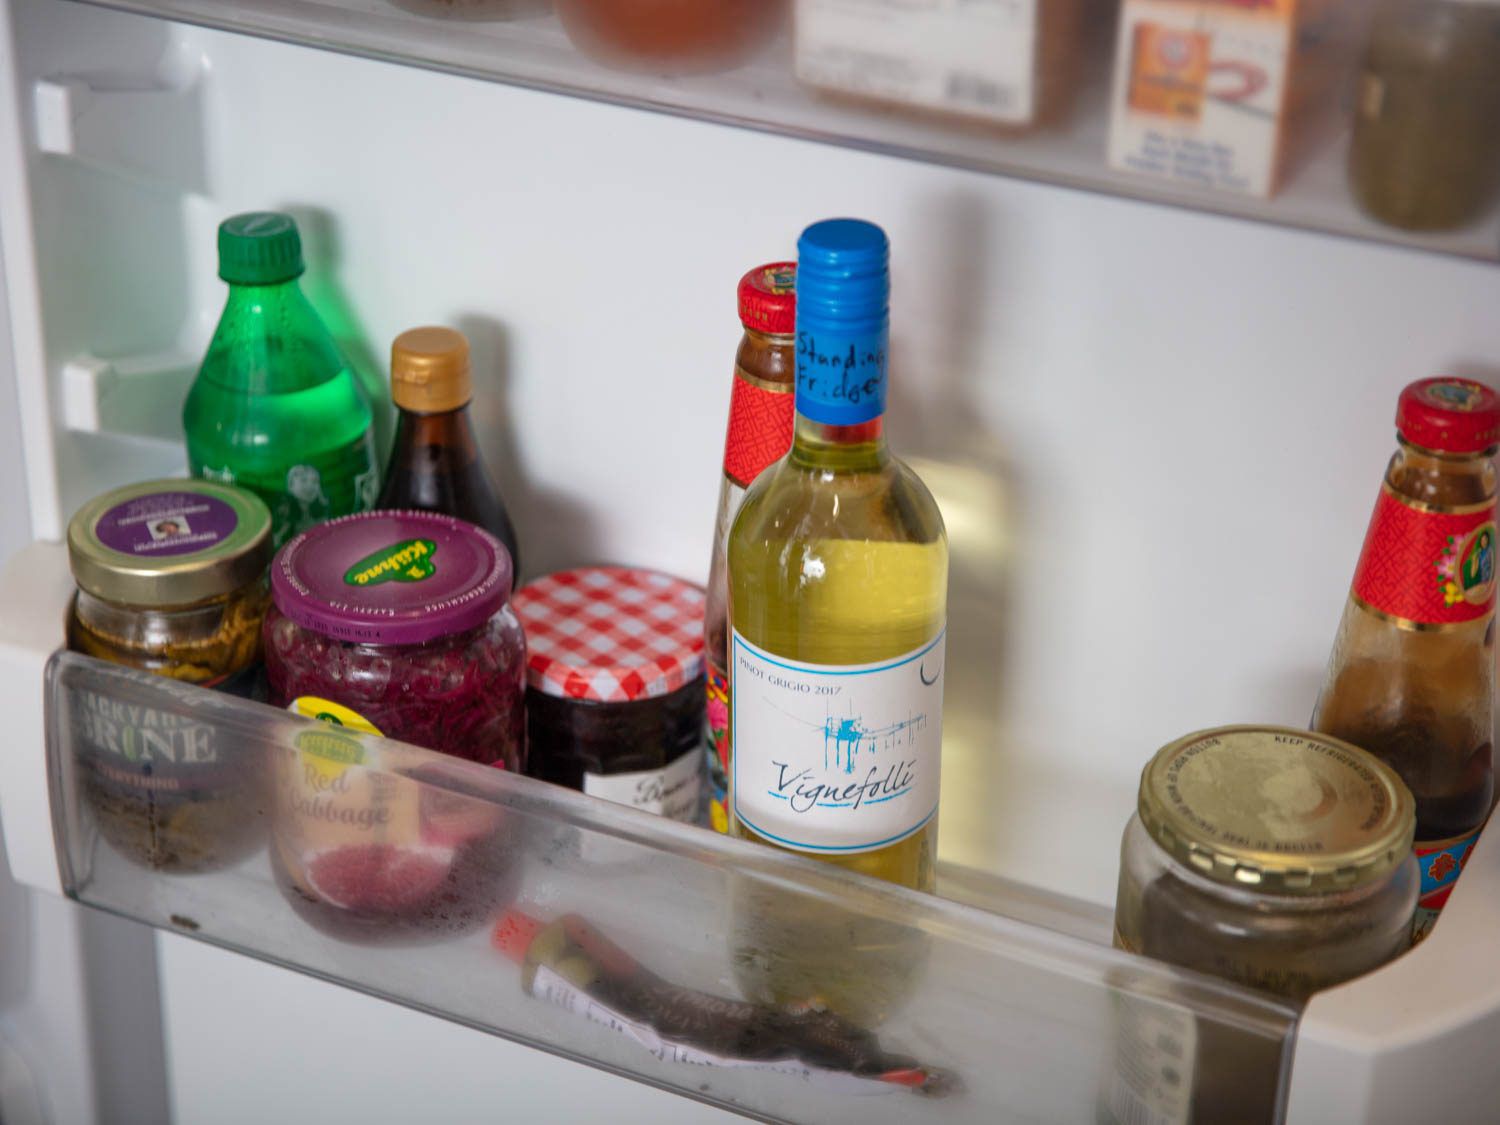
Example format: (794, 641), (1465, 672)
(1349, 0), (1500, 231)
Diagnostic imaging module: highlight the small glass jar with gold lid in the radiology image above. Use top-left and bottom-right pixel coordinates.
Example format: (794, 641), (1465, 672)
(65, 479), (273, 871)
(67, 479), (273, 690)
(1114, 725), (1419, 1003)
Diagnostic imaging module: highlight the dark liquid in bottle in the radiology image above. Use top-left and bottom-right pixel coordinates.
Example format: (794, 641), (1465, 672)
(378, 407), (520, 578)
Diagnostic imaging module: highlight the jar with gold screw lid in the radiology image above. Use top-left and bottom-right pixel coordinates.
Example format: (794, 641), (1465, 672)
(1115, 724), (1419, 1002)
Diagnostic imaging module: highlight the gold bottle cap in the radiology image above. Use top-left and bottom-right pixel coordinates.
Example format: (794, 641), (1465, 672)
(390, 326), (471, 414)
(67, 479), (272, 607)
(1138, 726), (1415, 895)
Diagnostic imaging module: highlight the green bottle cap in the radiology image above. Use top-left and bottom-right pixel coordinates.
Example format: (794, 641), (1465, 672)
(217, 212), (305, 285)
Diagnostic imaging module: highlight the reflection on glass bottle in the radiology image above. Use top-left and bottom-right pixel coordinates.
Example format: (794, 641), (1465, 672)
(270, 709), (510, 943)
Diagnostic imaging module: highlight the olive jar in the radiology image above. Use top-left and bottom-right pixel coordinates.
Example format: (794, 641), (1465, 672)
(65, 479), (274, 871)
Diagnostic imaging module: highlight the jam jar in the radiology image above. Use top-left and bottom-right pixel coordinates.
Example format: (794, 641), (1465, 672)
(263, 509), (525, 769)
(65, 479), (274, 871)
(513, 567), (705, 822)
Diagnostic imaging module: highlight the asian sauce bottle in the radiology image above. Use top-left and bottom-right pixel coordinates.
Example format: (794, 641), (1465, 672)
(1313, 377), (1499, 939)
(704, 264), (796, 833)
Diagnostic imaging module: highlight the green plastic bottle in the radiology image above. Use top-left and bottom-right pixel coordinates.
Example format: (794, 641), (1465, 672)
(184, 212), (380, 547)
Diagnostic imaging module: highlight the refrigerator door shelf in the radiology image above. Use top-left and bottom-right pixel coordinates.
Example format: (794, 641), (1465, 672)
(45, 650), (1301, 1125)
(59, 0), (1500, 264)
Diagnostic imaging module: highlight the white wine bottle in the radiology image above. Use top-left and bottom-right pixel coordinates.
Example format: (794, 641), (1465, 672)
(728, 218), (948, 891)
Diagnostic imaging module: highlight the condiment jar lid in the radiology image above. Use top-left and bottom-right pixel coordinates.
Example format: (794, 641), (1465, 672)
(68, 480), (273, 607)
(511, 567), (704, 702)
(391, 326), (472, 414)
(1137, 726), (1415, 896)
(271, 510), (511, 646)
(737, 262), (796, 336)
(1396, 377), (1500, 454)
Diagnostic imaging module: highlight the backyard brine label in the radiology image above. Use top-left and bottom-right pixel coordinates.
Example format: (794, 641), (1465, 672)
(730, 630), (944, 854)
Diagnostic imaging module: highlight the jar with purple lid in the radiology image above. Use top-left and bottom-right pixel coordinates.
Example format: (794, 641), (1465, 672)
(263, 510), (525, 770)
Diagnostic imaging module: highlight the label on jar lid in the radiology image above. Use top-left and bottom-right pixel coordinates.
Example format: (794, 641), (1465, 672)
(95, 491), (241, 558)
(67, 479), (273, 608)
(271, 511), (510, 647)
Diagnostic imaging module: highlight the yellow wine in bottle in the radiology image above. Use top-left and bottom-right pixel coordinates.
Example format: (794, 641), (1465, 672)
(727, 219), (947, 1024)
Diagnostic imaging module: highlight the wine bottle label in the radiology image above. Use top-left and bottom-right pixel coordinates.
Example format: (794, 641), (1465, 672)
(1411, 826), (1484, 942)
(583, 749), (701, 824)
(730, 629), (944, 854)
(723, 369), (794, 489)
(1351, 485), (1496, 628)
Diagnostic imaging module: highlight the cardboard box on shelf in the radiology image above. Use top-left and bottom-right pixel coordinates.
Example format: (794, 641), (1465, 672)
(1107, 0), (1364, 199)
(794, 0), (1084, 131)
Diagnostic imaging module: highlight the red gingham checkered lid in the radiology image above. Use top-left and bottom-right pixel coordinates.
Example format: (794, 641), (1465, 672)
(511, 567), (705, 702)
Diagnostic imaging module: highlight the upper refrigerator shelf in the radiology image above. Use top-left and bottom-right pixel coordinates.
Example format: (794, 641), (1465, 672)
(68, 0), (1500, 262)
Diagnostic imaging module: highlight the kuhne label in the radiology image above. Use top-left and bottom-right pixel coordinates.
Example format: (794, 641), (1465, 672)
(730, 629), (944, 854)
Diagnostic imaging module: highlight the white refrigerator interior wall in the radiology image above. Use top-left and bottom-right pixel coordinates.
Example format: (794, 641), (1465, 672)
(6, 0), (1500, 1117)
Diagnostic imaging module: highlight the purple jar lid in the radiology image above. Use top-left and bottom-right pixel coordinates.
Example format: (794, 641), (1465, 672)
(271, 510), (511, 646)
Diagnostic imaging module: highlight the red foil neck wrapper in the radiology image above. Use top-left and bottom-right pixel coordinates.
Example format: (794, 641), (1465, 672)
(722, 372), (794, 488)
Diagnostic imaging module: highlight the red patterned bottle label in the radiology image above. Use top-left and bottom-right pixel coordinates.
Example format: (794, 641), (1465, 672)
(723, 371), (794, 489)
(1411, 826), (1483, 942)
(706, 665), (731, 833)
(1350, 486), (1496, 628)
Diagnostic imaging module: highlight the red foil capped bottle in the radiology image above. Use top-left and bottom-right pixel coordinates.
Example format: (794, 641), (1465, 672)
(1313, 377), (1500, 940)
(704, 264), (796, 832)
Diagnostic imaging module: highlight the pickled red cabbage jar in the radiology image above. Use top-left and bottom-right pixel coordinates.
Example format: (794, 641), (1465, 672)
(264, 510), (525, 769)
